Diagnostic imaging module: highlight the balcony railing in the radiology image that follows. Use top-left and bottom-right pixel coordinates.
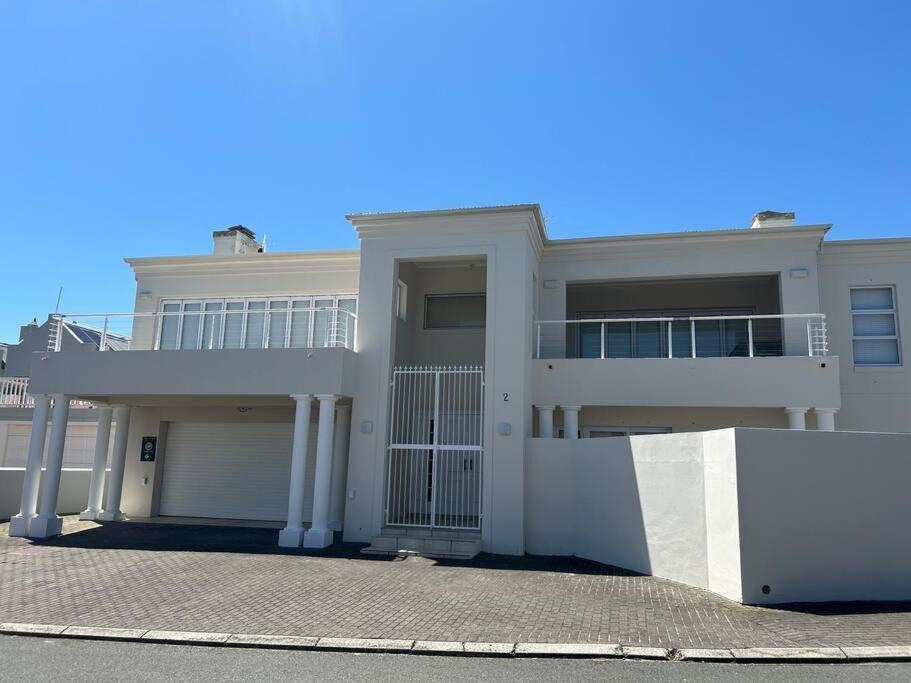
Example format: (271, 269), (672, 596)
(0, 377), (94, 409)
(48, 307), (358, 353)
(534, 314), (828, 360)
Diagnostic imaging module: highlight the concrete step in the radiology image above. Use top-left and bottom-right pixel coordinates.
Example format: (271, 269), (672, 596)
(362, 534), (481, 560)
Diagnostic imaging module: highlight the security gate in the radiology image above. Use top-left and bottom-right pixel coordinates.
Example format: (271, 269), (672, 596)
(385, 366), (484, 529)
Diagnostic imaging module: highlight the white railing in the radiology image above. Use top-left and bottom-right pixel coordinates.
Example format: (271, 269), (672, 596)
(534, 314), (828, 360)
(48, 307), (358, 353)
(0, 377), (93, 409)
(386, 366), (484, 530)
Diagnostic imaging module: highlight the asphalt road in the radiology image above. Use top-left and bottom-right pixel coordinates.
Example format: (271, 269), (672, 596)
(1, 635), (909, 682)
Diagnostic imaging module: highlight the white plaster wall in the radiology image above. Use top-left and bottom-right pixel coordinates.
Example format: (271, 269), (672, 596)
(819, 240), (911, 433)
(0, 469), (109, 521)
(734, 428), (911, 604)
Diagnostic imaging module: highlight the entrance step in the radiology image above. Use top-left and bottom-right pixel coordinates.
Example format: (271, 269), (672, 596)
(362, 533), (481, 560)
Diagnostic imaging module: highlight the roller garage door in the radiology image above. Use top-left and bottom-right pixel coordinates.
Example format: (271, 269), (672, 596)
(159, 422), (316, 522)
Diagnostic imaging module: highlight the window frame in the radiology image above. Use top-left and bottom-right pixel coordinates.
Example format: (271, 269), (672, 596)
(581, 426), (672, 438)
(850, 285), (902, 367)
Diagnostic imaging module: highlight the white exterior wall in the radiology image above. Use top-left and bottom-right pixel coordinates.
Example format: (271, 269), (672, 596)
(526, 428), (911, 604)
(819, 240), (911, 432)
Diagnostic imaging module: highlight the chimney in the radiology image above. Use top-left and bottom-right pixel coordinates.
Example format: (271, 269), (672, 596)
(751, 210), (795, 229)
(212, 225), (261, 255)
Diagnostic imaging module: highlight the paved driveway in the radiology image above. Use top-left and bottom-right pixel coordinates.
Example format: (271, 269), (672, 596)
(1, 517), (909, 649)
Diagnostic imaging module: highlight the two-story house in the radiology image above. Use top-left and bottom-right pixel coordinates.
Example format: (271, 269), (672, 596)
(6, 206), (910, 603)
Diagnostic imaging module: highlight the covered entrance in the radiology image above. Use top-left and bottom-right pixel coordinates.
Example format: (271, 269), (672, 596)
(385, 366), (484, 530)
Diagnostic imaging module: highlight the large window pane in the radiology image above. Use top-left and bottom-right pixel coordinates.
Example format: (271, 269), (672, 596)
(244, 301), (266, 349)
(223, 302), (245, 349)
(669, 320), (691, 358)
(312, 298), (334, 347)
(853, 339), (900, 365)
(634, 321), (662, 358)
(851, 287), (893, 310)
(424, 295), (486, 329)
(853, 313), (896, 336)
(579, 322), (602, 358)
(201, 302), (223, 349)
(179, 302), (202, 350)
(158, 303), (181, 350)
(694, 320), (722, 357)
(289, 299), (312, 348)
(723, 320), (750, 357)
(267, 300), (289, 348)
(606, 322), (632, 358)
(338, 297), (357, 349)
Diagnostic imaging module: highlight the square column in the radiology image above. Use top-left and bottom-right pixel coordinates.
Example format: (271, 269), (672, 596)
(536, 405), (555, 438)
(29, 395), (71, 538)
(98, 405), (131, 522)
(329, 403), (352, 532)
(785, 407), (808, 430)
(80, 404), (113, 521)
(8, 395), (51, 537)
(815, 408), (837, 432)
(278, 395), (313, 548)
(562, 405), (580, 439)
(303, 394), (338, 548)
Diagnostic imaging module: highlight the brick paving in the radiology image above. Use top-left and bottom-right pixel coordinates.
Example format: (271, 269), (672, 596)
(1, 517), (909, 649)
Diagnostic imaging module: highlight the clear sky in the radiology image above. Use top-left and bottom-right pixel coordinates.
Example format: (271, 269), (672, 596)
(1, 1), (909, 342)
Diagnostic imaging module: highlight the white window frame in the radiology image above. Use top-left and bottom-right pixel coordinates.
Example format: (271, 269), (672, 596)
(850, 285), (901, 367)
(157, 295), (358, 350)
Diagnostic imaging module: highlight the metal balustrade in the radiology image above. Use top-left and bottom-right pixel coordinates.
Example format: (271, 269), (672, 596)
(0, 377), (93, 409)
(47, 307), (358, 353)
(534, 313), (828, 360)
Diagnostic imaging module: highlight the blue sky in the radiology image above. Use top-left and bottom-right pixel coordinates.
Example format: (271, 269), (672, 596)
(1, 1), (909, 342)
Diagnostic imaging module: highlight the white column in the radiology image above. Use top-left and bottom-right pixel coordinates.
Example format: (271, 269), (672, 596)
(537, 405), (555, 438)
(815, 408), (837, 432)
(80, 404), (113, 521)
(785, 407), (807, 430)
(98, 405), (131, 522)
(562, 405), (580, 439)
(29, 395), (71, 538)
(8, 395), (51, 537)
(304, 394), (338, 548)
(329, 404), (352, 532)
(278, 395), (313, 547)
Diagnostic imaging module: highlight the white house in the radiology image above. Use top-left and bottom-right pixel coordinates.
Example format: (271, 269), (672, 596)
(7, 206), (911, 604)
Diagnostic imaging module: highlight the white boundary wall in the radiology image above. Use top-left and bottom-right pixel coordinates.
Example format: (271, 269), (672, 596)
(0, 469), (107, 522)
(526, 428), (911, 604)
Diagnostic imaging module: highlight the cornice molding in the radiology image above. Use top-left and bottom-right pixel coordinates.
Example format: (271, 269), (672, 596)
(126, 249), (361, 275)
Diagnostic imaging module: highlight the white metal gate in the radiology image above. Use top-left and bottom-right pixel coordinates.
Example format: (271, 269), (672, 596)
(385, 366), (484, 529)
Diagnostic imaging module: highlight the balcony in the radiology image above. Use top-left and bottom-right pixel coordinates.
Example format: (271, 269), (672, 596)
(26, 308), (359, 402)
(0, 377), (93, 409)
(533, 314), (841, 410)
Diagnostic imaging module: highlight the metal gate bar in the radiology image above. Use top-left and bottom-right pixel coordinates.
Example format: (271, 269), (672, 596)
(385, 366), (484, 530)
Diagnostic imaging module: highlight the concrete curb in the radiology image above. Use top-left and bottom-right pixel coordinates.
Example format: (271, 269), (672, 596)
(1, 623), (910, 663)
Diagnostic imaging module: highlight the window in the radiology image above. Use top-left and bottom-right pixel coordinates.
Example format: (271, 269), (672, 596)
(396, 280), (408, 321)
(424, 294), (486, 329)
(156, 295), (357, 350)
(851, 286), (901, 366)
(582, 426), (672, 438)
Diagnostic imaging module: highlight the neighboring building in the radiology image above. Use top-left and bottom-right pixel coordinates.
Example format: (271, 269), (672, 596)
(0, 342), (8, 376)
(6, 208), (911, 604)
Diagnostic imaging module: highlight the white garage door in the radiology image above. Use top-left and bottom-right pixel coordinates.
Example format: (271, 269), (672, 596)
(159, 422), (317, 522)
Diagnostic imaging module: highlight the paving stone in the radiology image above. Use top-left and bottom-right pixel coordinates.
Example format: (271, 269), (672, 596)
(142, 630), (231, 644)
(0, 622), (67, 636)
(731, 647), (846, 661)
(412, 640), (465, 653)
(841, 646), (911, 660)
(675, 648), (734, 661)
(515, 642), (622, 657)
(63, 626), (148, 640)
(226, 634), (320, 648)
(621, 646), (669, 659)
(2, 517), (910, 651)
(463, 642), (515, 655)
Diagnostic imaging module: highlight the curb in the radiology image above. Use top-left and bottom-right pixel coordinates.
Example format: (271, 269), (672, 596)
(1, 623), (911, 663)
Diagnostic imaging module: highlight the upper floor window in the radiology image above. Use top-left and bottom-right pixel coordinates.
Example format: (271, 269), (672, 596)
(851, 286), (901, 366)
(157, 295), (357, 351)
(424, 294), (486, 329)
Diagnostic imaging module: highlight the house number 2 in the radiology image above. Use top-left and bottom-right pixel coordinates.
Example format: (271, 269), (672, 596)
(502, 393), (509, 402)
